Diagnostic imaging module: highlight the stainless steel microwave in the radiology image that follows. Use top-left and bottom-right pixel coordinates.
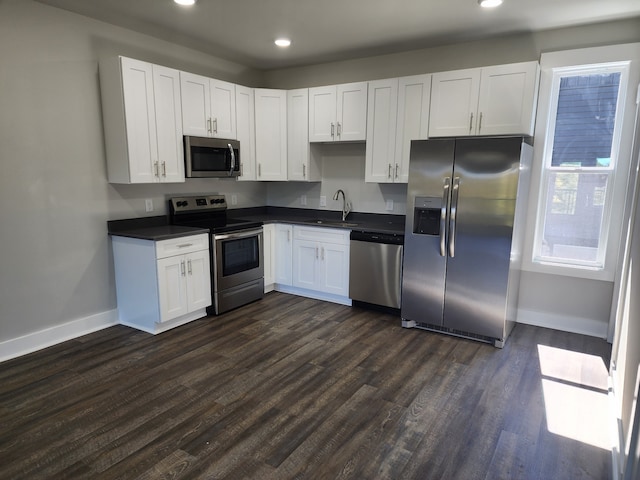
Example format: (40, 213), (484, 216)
(184, 136), (240, 178)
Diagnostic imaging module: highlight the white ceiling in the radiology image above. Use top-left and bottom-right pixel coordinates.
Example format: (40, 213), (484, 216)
(36, 0), (640, 70)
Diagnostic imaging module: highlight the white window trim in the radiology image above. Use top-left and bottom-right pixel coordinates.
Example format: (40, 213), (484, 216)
(522, 43), (640, 282)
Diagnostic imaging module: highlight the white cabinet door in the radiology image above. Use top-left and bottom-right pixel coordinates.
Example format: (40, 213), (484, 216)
(153, 64), (184, 183)
(157, 255), (189, 322)
(235, 85), (256, 181)
(429, 68), (481, 137)
(337, 82), (368, 141)
(255, 88), (287, 181)
(263, 223), (275, 292)
(317, 242), (349, 296)
(120, 57), (158, 183)
(293, 239), (319, 290)
(210, 79), (236, 139)
(477, 61), (539, 136)
(180, 71), (211, 137)
(275, 224), (293, 286)
(185, 249), (211, 312)
(288, 89), (315, 181)
(309, 85), (337, 142)
(365, 78), (398, 183)
(395, 74), (431, 183)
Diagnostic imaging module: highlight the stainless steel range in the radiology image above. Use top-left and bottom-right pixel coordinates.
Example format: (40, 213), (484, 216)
(169, 195), (264, 315)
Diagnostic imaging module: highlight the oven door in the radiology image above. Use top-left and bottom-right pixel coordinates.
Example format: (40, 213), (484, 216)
(213, 228), (263, 291)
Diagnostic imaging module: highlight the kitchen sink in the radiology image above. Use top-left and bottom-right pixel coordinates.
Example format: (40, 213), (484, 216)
(308, 219), (358, 227)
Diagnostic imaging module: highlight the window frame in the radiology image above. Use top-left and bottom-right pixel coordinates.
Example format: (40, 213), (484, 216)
(522, 43), (640, 283)
(532, 62), (629, 270)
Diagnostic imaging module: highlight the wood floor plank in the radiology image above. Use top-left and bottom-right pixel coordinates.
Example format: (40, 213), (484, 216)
(0, 292), (612, 479)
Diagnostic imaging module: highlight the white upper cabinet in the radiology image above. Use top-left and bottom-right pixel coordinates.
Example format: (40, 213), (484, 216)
(365, 74), (431, 183)
(287, 89), (321, 182)
(309, 82), (367, 142)
(180, 72), (236, 139)
(429, 61), (539, 137)
(394, 74), (431, 183)
(365, 78), (399, 183)
(476, 62), (540, 136)
(255, 88), (287, 181)
(100, 56), (184, 184)
(235, 85), (256, 181)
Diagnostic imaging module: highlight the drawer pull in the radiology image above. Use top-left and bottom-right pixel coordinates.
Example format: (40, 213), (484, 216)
(177, 243), (193, 248)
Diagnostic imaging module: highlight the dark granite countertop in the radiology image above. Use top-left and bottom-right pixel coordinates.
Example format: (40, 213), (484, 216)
(229, 207), (405, 236)
(107, 215), (209, 241)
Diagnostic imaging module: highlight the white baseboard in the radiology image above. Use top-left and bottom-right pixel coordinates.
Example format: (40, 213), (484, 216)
(516, 308), (609, 338)
(0, 309), (119, 363)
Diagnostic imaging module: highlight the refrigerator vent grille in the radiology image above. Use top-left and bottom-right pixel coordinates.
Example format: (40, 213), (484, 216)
(414, 322), (497, 345)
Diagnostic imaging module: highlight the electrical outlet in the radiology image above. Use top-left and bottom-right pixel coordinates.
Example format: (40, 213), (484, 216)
(386, 199), (394, 211)
(300, 195), (307, 206)
(319, 196), (327, 207)
(231, 194), (237, 205)
(145, 198), (153, 212)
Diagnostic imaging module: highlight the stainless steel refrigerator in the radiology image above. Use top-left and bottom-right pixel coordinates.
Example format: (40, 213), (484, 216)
(401, 136), (532, 347)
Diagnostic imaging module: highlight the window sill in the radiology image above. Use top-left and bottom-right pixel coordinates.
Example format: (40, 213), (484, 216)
(521, 258), (615, 282)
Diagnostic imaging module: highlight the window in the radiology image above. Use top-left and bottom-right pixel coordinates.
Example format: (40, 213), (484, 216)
(533, 63), (629, 270)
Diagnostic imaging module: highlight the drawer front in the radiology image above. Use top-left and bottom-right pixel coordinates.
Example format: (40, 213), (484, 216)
(156, 234), (209, 259)
(293, 226), (349, 245)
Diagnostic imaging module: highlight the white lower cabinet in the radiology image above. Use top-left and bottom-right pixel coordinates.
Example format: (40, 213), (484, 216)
(275, 224), (293, 286)
(263, 224), (275, 292)
(292, 226), (350, 302)
(111, 233), (211, 334)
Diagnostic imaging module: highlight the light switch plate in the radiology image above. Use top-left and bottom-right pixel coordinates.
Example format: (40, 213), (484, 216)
(301, 195), (307, 206)
(319, 196), (326, 207)
(145, 198), (153, 212)
(386, 199), (394, 211)
(231, 194), (237, 205)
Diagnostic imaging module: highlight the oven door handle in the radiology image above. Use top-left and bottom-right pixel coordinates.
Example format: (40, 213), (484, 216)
(214, 228), (263, 241)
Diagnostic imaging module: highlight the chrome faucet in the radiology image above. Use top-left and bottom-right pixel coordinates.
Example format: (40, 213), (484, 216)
(333, 189), (351, 222)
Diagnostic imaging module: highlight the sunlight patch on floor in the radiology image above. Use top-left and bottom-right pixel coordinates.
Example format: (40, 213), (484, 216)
(538, 344), (611, 450)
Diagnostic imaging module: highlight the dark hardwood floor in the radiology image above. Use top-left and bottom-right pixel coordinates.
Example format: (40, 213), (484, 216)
(0, 292), (612, 479)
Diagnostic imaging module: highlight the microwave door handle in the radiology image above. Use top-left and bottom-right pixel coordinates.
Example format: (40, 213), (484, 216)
(228, 143), (235, 177)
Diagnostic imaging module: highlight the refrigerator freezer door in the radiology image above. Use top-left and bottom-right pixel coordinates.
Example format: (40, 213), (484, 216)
(401, 139), (455, 326)
(442, 137), (523, 339)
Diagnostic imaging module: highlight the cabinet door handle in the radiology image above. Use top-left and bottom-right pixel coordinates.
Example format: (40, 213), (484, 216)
(207, 118), (212, 134)
(388, 164), (392, 179)
(154, 162), (159, 177)
(321, 246), (324, 261)
(316, 246), (319, 259)
(395, 163), (399, 179)
(187, 259), (192, 275)
(258, 163), (261, 177)
(469, 112), (474, 132)
(478, 112), (483, 133)
(303, 163), (306, 178)
(162, 162), (166, 177)
(213, 118), (218, 134)
(331, 122), (335, 138)
(180, 260), (186, 276)
(287, 229), (291, 242)
(337, 122), (342, 138)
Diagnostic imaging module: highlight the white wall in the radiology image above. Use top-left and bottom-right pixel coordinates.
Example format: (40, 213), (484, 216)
(0, 0), (265, 354)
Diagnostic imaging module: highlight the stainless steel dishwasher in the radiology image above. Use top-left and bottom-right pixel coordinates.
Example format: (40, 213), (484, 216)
(349, 230), (404, 309)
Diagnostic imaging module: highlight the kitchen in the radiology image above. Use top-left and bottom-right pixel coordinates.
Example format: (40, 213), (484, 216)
(1, 0), (640, 478)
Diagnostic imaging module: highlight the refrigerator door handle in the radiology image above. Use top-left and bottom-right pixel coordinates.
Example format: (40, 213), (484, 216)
(440, 177), (451, 257)
(449, 177), (460, 258)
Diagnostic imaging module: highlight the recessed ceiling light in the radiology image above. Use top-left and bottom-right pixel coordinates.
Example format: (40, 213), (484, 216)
(174, 0), (196, 6)
(275, 38), (292, 48)
(478, 0), (503, 7)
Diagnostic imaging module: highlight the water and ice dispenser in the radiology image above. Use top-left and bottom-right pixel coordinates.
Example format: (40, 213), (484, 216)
(413, 196), (441, 235)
